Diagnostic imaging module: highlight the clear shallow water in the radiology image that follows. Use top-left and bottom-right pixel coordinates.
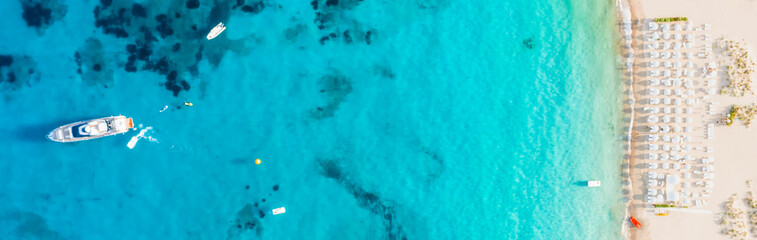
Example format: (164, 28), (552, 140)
(0, 0), (623, 239)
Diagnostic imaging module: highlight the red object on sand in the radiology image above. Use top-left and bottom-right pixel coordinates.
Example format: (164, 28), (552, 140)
(629, 216), (642, 229)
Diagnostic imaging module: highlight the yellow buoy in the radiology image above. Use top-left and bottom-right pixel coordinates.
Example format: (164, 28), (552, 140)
(255, 159), (262, 165)
(184, 102), (193, 106)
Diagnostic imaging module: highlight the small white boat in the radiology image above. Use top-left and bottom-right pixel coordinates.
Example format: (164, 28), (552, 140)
(588, 181), (601, 187)
(47, 116), (134, 143)
(206, 22), (226, 40)
(272, 207), (286, 215)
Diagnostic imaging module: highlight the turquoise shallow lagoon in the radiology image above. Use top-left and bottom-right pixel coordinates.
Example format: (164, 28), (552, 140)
(0, 0), (623, 239)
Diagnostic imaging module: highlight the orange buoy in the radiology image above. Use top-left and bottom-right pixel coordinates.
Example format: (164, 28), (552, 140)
(255, 159), (262, 165)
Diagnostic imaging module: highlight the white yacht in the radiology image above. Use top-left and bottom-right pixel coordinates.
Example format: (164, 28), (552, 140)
(206, 22), (226, 40)
(47, 116), (134, 143)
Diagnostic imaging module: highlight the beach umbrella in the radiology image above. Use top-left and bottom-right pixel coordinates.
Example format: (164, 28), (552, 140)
(649, 22), (659, 30)
(652, 42), (660, 48)
(675, 108), (683, 114)
(651, 32), (660, 39)
(685, 33), (692, 40)
(656, 195), (665, 203)
(663, 107), (671, 113)
(685, 126), (692, 132)
(661, 52), (670, 59)
(648, 134), (659, 141)
(674, 33), (682, 40)
(675, 70), (682, 77)
(649, 61), (659, 67)
(662, 163), (669, 169)
(685, 52), (693, 59)
(684, 172), (692, 179)
(650, 98), (660, 104)
(650, 52), (660, 58)
(648, 172), (658, 178)
(685, 23), (693, 31)
(672, 136), (681, 143)
(685, 42), (693, 49)
(705, 181), (714, 188)
(672, 52), (681, 58)
(673, 61), (681, 68)
(663, 98), (672, 105)
(650, 79), (660, 86)
(663, 70), (671, 77)
(674, 98), (682, 105)
(648, 189), (657, 195)
(661, 125), (670, 132)
(663, 42), (671, 49)
(685, 99), (694, 105)
(648, 154), (659, 161)
(650, 125), (660, 132)
(674, 24), (682, 31)
(663, 32), (671, 39)
(673, 163), (681, 170)
(650, 107), (660, 113)
(686, 70), (693, 77)
(708, 88), (717, 95)
(662, 24), (670, 31)
(685, 154), (693, 160)
(674, 42), (682, 50)
(686, 89), (694, 96)
(648, 88), (660, 95)
(664, 61), (672, 68)
(708, 62), (717, 68)
(673, 79), (682, 86)
(686, 62), (693, 68)
(684, 164), (691, 170)
(660, 152), (670, 160)
(674, 125), (682, 132)
(662, 135), (671, 142)
(650, 70), (660, 76)
(684, 81), (693, 88)
(649, 144), (659, 150)
(704, 165), (714, 172)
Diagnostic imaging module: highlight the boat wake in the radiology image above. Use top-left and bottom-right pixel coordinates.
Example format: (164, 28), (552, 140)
(127, 125), (158, 149)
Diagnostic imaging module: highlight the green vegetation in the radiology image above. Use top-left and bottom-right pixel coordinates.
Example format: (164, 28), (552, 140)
(722, 39), (756, 97)
(653, 17), (689, 22)
(653, 204), (676, 208)
(725, 104), (757, 127)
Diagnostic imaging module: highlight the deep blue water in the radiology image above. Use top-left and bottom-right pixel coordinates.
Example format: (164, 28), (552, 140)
(0, 0), (624, 239)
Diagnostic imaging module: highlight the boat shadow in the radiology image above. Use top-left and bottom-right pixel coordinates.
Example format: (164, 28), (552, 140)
(15, 117), (98, 142)
(572, 181), (589, 187)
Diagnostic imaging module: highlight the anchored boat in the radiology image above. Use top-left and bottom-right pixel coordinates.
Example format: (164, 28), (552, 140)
(206, 22), (226, 40)
(47, 116), (134, 143)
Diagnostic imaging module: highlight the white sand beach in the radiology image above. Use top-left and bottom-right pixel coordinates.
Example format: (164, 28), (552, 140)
(620, 0), (757, 239)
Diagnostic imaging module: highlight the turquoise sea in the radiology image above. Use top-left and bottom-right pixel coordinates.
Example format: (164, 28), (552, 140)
(0, 0), (624, 239)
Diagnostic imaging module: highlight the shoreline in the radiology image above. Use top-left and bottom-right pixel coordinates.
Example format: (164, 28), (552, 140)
(615, 0), (644, 238)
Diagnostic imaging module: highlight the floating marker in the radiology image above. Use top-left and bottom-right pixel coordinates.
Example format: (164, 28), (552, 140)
(255, 159), (262, 165)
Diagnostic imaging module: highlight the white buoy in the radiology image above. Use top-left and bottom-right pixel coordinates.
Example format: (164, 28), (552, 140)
(588, 181), (601, 187)
(272, 207), (286, 215)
